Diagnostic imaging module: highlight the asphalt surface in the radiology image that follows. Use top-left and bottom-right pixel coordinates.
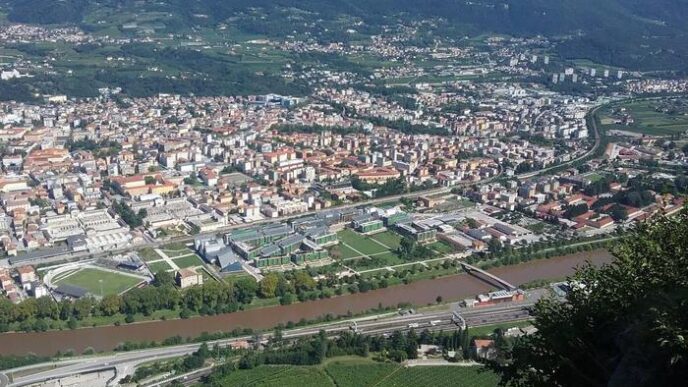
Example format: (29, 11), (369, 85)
(2, 302), (536, 386)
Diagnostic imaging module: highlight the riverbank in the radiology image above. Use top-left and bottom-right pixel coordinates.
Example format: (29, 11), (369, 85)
(0, 249), (613, 356)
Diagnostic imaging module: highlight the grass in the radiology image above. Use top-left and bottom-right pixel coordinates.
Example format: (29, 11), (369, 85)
(163, 242), (191, 251)
(148, 260), (173, 274)
(138, 247), (162, 262)
(215, 357), (499, 387)
(172, 254), (204, 268)
(600, 98), (688, 136)
(468, 320), (534, 338)
(54, 268), (142, 296)
(370, 231), (403, 250)
(338, 229), (390, 256)
(427, 241), (456, 255)
(199, 267), (220, 283)
(162, 249), (194, 258)
(330, 244), (363, 259)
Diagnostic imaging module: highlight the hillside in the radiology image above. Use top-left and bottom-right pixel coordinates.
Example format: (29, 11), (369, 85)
(1, 0), (687, 71)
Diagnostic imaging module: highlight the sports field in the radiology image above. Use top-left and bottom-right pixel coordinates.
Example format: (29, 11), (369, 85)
(54, 267), (143, 296)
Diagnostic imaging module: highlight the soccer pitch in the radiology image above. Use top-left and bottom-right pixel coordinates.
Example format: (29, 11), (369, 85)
(54, 267), (143, 296)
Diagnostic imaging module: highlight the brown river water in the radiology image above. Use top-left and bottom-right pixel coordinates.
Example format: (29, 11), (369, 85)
(0, 249), (613, 356)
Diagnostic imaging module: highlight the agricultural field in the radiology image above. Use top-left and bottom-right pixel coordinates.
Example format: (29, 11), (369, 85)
(379, 364), (499, 386)
(53, 267), (143, 296)
(599, 98), (688, 136)
(214, 365), (333, 387)
(324, 360), (398, 387)
(214, 359), (499, 387)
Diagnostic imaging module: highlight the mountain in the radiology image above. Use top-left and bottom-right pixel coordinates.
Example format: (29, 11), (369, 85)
(2, 0), (688, 70)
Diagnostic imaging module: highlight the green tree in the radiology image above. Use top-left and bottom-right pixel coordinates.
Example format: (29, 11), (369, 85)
(100, 294), (123, 316)
(293, 271), (316, 291)
(398, 237), (415, 259)
(491, 208), (688, 386)
(259, 273), (279, 298)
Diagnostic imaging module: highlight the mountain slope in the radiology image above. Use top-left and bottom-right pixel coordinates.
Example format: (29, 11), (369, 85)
(2, 0), (688, 71)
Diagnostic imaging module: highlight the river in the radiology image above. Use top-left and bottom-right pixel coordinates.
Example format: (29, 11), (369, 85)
(0, 249), (613, 356)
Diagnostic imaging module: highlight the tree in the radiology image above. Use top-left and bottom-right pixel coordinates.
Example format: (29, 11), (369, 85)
(259, 273), (279, 298)
(609, 204), (628, 222)
(398, 237), (415, 260)
(563, 203), (589, 219)
(293, 271), (316, 291)
(153, 271), (176, 287)
(491, 208), (688, 387)
(100, 294), (123, 316)
(144, 176), (157, 185)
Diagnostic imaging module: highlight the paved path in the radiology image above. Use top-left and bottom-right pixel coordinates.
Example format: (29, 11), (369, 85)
(341, 242), (371, 260)
(153, 249), (179, 271)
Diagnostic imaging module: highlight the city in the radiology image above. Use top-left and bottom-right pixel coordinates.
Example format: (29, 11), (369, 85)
(0, 1), (687, 386)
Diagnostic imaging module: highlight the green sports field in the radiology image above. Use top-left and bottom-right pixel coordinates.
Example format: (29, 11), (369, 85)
(54, 267), (143, 296)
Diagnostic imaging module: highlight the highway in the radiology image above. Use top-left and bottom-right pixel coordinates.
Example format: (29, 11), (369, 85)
(2, 302), (534, 386)
(0, 105), (606, 385)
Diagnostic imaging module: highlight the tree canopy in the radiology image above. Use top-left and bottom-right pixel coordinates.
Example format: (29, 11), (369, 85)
(491, 208), (688, 387)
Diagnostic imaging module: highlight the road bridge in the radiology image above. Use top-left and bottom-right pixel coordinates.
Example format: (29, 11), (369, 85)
(460, 262), (517, 291)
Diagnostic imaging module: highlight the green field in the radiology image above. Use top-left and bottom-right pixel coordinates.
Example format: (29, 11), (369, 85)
(379, 364), (499, 386)
(162, 247), (195, 258)
(214, 359), (498, 387)
(214, 365), (332, 387)
(427, 240), (456, 255)
(138, 247), (162, 262)
(54, 268), (142, 296)
(147, 260), (173, 274)
(172, 254), (204, 268)
(370, 231), (403, 250)
(338, 229), (390, 256)
(600, 98), (688, 136)
(330, 243), (363, 259)
(324, 360), (398, 387)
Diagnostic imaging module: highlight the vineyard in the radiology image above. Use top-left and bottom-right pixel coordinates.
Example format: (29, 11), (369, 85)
(216, 359), (499, 387)
(215, 365), (332, 387)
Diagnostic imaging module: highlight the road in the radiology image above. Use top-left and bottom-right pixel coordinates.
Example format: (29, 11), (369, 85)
(2, 302), (536, 386)
(516, 104), (603, 180)
(8, 100), (610, 270)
